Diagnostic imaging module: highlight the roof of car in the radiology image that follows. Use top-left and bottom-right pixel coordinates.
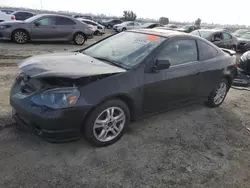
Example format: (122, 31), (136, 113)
(195, 29), (229, 33)
(129, 28), (189, 37)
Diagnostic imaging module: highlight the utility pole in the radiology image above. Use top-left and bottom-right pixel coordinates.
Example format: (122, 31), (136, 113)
(40, 0), (43, 10)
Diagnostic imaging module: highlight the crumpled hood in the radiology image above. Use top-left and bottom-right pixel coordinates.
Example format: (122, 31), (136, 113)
(19, 52), (126, 79)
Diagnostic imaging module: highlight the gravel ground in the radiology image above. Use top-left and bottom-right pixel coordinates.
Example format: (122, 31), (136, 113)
(0, 34), (250, 188)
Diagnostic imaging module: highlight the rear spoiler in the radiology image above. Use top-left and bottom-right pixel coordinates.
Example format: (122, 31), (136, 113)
(220, 48), (236, 56)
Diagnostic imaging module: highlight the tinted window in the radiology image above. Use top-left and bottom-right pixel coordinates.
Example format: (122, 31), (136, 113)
(37, 17), (57, 25)
(198, 40), (218, 61)
(223, 33), (232, 40)
(57, 17), (75, 25)
(158, 40), (198, 66)
(127, 22), (134, 26)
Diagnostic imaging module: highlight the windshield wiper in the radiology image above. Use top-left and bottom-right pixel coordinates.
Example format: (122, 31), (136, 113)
(93, 56), (126, 69)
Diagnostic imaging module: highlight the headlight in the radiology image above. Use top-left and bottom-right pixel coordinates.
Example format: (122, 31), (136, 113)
(0, 25), (11, 29)
(31, 87), (80, 109)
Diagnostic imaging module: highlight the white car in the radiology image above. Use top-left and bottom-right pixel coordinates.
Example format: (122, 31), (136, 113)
(77, 18), (105, 35)
(113, 21), (141, 32)
(0, 10), (15, 22)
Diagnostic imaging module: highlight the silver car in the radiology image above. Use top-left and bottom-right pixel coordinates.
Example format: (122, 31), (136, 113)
(0, 14), (93, 45)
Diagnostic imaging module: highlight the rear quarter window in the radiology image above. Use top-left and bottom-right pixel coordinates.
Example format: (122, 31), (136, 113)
(198, 40), (218, 61)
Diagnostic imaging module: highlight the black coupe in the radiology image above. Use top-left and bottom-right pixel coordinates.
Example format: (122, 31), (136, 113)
(10, 29), (237, 146)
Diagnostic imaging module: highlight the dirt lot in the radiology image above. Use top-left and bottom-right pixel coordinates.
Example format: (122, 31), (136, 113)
(0, 34), (250, 188)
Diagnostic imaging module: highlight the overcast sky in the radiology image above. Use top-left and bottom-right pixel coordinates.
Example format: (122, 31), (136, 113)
(1, 0), (248, 25)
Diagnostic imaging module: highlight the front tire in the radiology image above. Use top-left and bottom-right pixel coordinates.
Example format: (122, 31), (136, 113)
(122, 27), (127, 31)
(83, 99), (130, 147)
(107, 24), (112, 29)
(12, 30), (29, 44)
(206, 78), (229, 107)
(73, 33), (86, 45)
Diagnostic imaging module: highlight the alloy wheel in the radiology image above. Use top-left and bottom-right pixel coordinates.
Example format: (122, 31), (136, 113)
(93, 107), (126, 142)
(75, 34), (85, 45)
(213, 82), (227, 105)
(14, 31), (27, 44)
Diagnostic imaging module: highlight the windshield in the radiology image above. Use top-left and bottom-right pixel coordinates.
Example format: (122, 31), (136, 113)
(84, 32), (165, 69)
(181, 25), (191, 30)
(142, 23), (153, 27)
(234, 29), (249, 35)
(191, 30), (212, 38)
(241, 33), (250, 39)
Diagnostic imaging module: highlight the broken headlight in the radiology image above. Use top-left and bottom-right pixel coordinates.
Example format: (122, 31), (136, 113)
(31, 87), (80, 109)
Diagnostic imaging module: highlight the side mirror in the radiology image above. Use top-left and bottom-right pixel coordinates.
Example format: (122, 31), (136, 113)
(153, 59), (171, 71)
(34, 22), (40, 27)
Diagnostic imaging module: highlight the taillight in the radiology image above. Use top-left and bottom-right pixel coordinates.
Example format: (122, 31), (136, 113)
(11, 15), (15, 20)
(88, 25), (94, 31)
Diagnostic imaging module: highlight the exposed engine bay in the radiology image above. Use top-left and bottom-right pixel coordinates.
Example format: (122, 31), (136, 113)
(14, 73), (114, 94)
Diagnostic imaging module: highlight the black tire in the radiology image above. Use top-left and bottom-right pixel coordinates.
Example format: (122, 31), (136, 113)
(122, 27), (127, 31)
(12, 30), (29, 44)
(83, 99), (130, 147)
(94, 31), (98, 35)
(206, 78), (229, 108)
(73, 33), (86, 45)
(107, 24), (112, 29)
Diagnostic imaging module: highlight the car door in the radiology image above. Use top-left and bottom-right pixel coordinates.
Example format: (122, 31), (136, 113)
(143, 38), (201, 114)
(222, 32), (233, 49)
(30, 16), (58, 40)
(196, 39), (222, 97)
(56, 16), (76, 39)
(126, 22), (134, 30)
(211, 32), (224, 48)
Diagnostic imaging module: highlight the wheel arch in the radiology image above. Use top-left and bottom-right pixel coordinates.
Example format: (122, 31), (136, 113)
(83, 94), (137, 126)
(11, 28), (31, 40)
(73, 31), (87, 40)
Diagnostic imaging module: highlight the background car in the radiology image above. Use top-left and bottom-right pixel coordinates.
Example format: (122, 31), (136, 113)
(77, 18), (105, 35)
(0, 14), (93, 45)
(113, 21), (141, 32)
(139, 22), (164, 29)
(10, 29), (237, 147)
(11, 11), (35, 20)
(177, 25), (199, 33)
(164, 24), (178, 29)
(191, 29), (238, 50)
(0, 10), (15, 22)
(101, 19), (122, 29)
(237, 32), (250, 52)
(233, 29), (250, 38)
(72, 14), (95, 21)
(0, 9), (15, 14)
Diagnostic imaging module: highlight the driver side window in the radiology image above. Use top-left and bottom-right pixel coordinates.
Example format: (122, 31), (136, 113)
(37, 17), (57, 26)
(157, 39), (198, 66)
(212, 33), (222, 42)
(127, 22), (134, 26)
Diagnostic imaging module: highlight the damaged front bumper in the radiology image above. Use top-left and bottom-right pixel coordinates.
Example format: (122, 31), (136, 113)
(10, 92), (91, 142)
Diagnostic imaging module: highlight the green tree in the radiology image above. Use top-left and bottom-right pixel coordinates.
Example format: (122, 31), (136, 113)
(159, 17), (169, 25)
(195, 18), (202, 27)
(123, 10), (137, 21)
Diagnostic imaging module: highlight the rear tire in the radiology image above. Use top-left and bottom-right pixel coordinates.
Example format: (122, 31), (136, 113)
(83, 99), (130, 147)
(12, 30), (29, 44)
(107, 24), (112, 29)
(206, 78), (229, 108)
(73, 33), (86, 45)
